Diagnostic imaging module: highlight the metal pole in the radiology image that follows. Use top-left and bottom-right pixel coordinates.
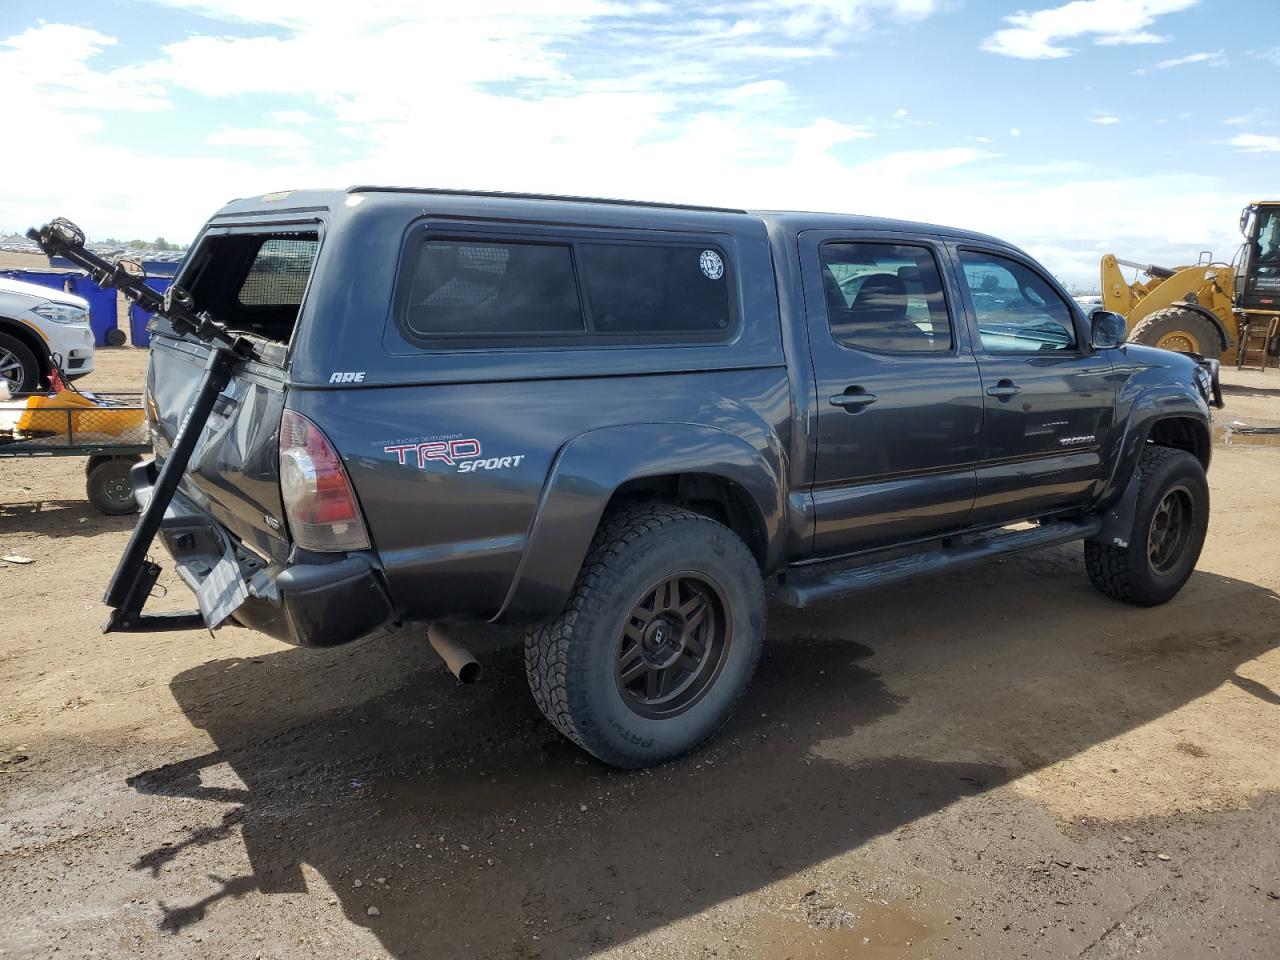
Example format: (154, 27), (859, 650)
(103, 345), (239, 612)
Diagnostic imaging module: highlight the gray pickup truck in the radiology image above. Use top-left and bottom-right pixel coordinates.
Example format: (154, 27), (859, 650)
(31, 189), (1222, 768)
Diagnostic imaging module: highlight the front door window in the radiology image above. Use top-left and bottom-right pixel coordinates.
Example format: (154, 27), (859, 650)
(958, 251), (1077, 353)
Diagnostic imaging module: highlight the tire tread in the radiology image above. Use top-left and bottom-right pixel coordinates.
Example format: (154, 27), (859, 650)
(524, 502), (759, 766)
(1127, 305), (1221, 354)
(1085, 446), (1204, 606)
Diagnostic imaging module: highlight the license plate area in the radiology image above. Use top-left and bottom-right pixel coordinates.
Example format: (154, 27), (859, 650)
(160, 510), (266, 630)
(194, 549), (249, 628)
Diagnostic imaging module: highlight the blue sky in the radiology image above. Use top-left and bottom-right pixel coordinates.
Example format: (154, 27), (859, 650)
(1, 0), (1276, 287)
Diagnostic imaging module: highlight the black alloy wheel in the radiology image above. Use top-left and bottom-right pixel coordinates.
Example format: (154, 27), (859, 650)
(614, 572), (731, 719)
(1147, 485), (1194, 575)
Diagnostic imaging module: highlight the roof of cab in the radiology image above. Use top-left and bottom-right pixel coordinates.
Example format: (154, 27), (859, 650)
(210, 186), (1005, 246)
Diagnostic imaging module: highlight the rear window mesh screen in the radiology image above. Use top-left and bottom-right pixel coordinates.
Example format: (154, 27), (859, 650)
(578, 243), (731, 334)
(238, 238), (319, 306)
(403, 240), (585, 336)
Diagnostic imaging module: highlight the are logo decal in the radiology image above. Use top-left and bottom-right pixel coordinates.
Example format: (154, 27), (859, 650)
(329, 371), (366, 384)
(699, 249), (724, 280)
(383, 437), (525, 473)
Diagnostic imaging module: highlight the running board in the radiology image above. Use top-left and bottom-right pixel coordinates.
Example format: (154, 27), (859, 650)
(777, 518), (1102, 609)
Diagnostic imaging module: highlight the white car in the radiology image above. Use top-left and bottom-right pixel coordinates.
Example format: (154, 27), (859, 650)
(0, 276), (96, 392)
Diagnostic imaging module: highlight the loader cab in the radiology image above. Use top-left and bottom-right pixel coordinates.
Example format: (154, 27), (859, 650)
(1236, 203), (1280, 311)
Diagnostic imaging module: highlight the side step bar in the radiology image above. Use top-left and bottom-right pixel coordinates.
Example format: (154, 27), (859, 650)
(777, 517), (1102, 609)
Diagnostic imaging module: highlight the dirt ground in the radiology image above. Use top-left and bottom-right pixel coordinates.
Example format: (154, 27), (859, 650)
(2, 348), (1278, 960)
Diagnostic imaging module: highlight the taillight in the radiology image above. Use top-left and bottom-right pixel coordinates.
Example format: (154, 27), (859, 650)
(279, 409), (371, 551)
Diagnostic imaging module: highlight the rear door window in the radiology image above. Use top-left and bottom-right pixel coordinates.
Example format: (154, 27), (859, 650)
(819, 242), (953, 352)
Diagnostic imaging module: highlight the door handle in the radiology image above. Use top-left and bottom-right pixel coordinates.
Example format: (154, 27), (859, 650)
(829, 390), (878, 409)
(986, 380), (1022, 399)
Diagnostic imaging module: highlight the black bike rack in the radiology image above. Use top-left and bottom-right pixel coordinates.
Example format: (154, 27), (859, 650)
(26, 218), (258, 634)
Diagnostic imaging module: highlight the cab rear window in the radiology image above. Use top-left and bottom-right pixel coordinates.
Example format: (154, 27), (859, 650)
(238, 238), (318, 307)
(173, 230), (319, 345)
(396, 234), (733, 344)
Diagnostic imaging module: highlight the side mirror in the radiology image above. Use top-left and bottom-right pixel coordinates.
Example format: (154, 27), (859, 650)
(1090, 309), (1126, 349)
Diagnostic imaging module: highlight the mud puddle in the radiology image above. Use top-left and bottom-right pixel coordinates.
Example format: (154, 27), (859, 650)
(1214, 420), (1280, 446)
(745, 878), (941, 959)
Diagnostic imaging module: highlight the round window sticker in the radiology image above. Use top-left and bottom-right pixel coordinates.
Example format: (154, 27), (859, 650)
(699, 249), (724, 280)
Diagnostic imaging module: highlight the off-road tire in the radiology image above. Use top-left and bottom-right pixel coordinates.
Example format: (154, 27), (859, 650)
(1128, 306), (1222, 356)
(1085, 447), (1208, 606)
(0, 331), (41, 394)
(525, 502), (765, 768)
(86, 457), (140, 515)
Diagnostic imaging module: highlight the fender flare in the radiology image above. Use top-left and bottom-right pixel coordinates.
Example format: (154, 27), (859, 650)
(1089, 384), (1210, 542)
(496, 422), (786, 624)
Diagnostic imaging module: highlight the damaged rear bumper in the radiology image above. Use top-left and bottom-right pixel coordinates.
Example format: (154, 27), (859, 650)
(131, 461), (394, 646)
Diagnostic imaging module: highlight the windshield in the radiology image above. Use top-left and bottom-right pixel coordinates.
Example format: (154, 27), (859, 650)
(1254, 208), (1280, 267)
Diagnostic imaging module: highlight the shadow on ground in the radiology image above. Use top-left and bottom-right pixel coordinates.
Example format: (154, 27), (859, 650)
(1222, 380), (1280, 399)
(0, 498), (136, 537)
(126, 558), (1279, 959)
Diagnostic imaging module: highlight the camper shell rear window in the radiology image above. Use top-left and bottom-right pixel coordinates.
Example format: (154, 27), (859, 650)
(394, 229), (735, 347)
(169, 229), (319, 345)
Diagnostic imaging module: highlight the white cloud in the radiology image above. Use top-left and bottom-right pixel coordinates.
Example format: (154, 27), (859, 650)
(1090, 114), (1120, 124)
(269, 110), (316, 125)
(1230, 134), (1280, 154)
(1151, 49), (1224, 69)
(205, 127), (312, 149)
(894, 107), (909, 118)
(0, 23), (171, 140)
(981, 0), (1195, 60)
(717, 79), (790, 108)
(0, 6), (1261, 289)
(1095, 30), (1166, 45)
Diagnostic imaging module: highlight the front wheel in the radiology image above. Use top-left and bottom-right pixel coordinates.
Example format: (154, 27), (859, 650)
(525, 503), (765, 768)
(0, 332), (41, 394)
(1085, 447), (1208, 606)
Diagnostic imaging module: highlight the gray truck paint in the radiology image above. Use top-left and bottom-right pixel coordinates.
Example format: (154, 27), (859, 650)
(145, 187), (1213, 643)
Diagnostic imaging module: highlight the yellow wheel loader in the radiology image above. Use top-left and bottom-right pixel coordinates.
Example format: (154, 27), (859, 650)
(1101, 201), (1280, 362)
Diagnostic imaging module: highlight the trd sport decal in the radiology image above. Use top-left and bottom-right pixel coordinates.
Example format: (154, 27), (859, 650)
(383, 437), (525, 473)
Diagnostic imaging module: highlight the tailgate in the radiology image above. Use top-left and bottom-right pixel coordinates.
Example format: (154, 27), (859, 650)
(147, 333), (289, 561)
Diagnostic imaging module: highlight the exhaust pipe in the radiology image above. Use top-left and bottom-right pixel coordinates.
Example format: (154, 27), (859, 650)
(427, 623), (482, 684)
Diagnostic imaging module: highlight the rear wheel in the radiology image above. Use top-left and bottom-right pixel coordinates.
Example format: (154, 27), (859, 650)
(0, 332), (40, 394)
(86, 457), (140, 515)
(525, 502), (765, 768)
(1085, 447), (1208, 606)
(1128, 306), (1221, 356)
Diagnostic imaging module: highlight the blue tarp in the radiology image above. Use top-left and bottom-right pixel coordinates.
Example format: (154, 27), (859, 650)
(128, 277), (173, 348)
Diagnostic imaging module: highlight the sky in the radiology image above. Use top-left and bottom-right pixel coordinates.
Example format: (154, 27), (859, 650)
(0, 0), (1276, 288)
